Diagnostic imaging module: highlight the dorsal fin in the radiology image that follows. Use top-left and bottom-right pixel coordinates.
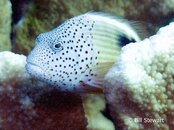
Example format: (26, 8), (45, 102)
(86, 11), (147, 41)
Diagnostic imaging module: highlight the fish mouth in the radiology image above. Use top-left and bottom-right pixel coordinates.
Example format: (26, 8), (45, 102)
(25, 62), (51, 79)
(26, 62), (43, 71)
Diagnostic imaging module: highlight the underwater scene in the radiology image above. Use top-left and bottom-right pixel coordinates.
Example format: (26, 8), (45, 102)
(1, 0), (174, 130)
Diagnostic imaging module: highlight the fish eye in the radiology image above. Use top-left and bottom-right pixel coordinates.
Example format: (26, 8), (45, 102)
(52, 42), (63, 52)
(55, 43), (61, 48)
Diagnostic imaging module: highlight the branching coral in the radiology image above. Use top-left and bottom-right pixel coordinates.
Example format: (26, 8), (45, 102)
(104, 23), (174, 130)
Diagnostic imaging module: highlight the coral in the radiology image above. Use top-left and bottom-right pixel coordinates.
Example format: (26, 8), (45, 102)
(11, 0), (31, 24)
(104, 23), (174, 129)
(13, 0), (174, 54)
(0, 51), (87, 130)
(123, 0), (174, 22)
(8, 1), (174, 129)
(12, 0), (125, 55)
(0, 51), (28, 82)
(0, 51), (114, 130)
(82, 94), (115, 130)
(12, 0), (174, 55)
(0, 0), (12, 51)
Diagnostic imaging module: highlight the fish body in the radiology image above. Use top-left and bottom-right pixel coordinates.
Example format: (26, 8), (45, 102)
(26, 12), (142, 92)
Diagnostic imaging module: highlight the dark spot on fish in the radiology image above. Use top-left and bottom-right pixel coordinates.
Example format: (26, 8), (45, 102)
(88, 79), (91, 81)
(118, 34), (136, 47)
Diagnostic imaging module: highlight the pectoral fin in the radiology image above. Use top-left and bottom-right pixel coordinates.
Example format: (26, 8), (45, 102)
(79, 81), (103, 93)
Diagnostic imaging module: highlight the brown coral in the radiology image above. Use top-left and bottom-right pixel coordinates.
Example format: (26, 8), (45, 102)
(0, 86), (87, 130)
(0, 51), (87, 130)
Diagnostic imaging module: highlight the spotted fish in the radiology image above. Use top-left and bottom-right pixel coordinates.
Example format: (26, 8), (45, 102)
(26, 12), (143, 93)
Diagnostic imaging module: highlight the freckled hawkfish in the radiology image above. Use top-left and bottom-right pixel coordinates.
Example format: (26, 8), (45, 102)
(26, 12), (144, 93)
